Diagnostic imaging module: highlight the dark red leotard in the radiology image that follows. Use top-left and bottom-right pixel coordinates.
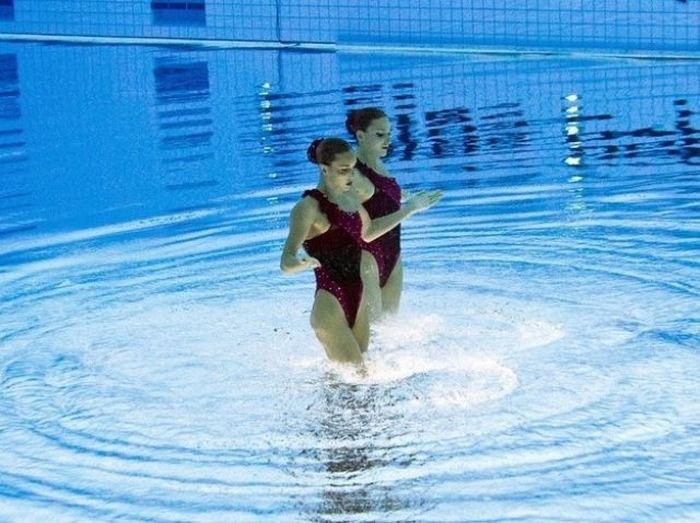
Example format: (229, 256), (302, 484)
(302, 189), (364, 328)
(356, 161), (402, 287)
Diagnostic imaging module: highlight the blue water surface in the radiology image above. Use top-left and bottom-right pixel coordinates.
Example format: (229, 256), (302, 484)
(0, 41), (699, 522)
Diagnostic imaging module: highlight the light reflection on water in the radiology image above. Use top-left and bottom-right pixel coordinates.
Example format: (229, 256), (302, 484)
(0, 42), (699, 522)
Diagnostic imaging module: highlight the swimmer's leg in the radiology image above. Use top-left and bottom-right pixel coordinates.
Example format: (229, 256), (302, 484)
(310, 290), (363, 364)
(360, 250), (382, 323)
(381, 257), (403, 316)
(352, 296), (370, 354)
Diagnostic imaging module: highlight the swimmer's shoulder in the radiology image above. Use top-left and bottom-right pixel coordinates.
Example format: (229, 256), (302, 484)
(293, 192), (323, 219)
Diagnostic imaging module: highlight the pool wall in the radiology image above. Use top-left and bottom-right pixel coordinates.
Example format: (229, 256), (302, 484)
(0, 1), (698, 55)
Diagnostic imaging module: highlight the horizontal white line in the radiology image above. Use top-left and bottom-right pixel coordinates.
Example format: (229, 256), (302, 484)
(0, 32), (698, 61)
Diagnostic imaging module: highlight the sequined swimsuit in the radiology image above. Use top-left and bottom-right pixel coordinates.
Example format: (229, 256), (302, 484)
(302, 189), (364, 328)
(356, 161), (402, 287)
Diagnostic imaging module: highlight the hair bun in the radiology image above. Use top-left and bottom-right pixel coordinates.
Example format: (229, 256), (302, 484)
(306, 138), (324, 164)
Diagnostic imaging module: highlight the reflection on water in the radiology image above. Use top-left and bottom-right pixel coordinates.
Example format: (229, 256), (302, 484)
(307, 376), (415, 521)
(589, 98), (699, 166)
(0, 43), (699, 522)
(563, 93), (583, 167)
(342, 82), (697, 170)
(153, 57), (219, 202)
(0, 52), (32, 237)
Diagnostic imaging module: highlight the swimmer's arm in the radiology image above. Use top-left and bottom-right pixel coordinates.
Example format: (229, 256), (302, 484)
(361, 189), (443, 243)
(360, 205), (410, 243)
(280, 200), (321, 274)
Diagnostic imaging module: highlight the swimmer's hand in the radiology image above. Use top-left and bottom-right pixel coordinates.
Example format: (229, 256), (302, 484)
(405, 189), (443, 214)
(299, 256), (321, 270)
(280, 254), (321, 274)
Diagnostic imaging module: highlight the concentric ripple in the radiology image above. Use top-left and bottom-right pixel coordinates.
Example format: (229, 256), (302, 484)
(2, 207), (699, 522)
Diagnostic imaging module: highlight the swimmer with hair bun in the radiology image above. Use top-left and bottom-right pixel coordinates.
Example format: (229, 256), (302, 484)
(280, 137), (441, 364)
(346, 107), (443, 320)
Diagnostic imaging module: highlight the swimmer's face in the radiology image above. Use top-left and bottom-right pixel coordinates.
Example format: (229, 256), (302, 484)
(358, 117), (391, 158)
(322, 151), (357, 192)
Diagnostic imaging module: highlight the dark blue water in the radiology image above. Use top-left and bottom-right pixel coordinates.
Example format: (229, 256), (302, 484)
(0, 42), (699, 522)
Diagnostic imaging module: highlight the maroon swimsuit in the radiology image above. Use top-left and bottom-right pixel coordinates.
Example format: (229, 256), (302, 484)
(356, 161), (402, 287)
(302, 189), (364, 328)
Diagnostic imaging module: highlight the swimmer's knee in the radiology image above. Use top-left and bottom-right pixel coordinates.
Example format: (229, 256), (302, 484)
(309, 309), (327, 334)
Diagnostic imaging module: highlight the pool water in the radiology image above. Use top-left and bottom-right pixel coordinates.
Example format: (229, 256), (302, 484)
(0, 42), (699, 522)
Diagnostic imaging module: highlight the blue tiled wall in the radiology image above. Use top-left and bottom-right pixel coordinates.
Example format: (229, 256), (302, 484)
(0, 1), (697, 54)
(333, 0), (700, 53)
(0, 1), (278, 41)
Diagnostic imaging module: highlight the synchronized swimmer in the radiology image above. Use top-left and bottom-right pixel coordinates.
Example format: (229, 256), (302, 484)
(280, 114), (442, 364)
(346, 107), (405, 320)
